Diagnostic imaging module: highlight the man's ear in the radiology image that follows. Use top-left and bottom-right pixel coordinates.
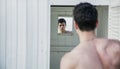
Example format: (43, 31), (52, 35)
(74, 21), (79, 30)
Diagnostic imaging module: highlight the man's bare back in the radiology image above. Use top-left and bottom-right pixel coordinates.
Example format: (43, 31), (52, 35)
(60, 38), (120, 69)
(60, 2), (120, 69)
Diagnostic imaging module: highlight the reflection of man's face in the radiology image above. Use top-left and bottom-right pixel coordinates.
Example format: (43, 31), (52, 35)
(58, 23), (66, 32)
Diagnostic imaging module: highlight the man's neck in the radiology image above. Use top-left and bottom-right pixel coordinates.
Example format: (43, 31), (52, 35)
(58, 29), (65, 33)
(78, 31), (96, 43)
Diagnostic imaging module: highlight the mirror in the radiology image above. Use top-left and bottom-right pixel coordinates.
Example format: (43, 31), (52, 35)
(57, 16), (73, 35)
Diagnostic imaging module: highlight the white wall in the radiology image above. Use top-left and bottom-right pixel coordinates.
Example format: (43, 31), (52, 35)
(50, 0), (110, 5)
(108, 0), (120, 40)
(0, 0), (50, 69)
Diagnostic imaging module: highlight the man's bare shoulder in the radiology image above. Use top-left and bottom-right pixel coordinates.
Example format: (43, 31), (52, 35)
(61, 45), (84, 63)
(61, 44), (103, 69)
(61, 52), (75, 61)
(107, 39), (120, 49)
(96, 38), (120, 44)
(99, 38), (120, 51)
(96, 38), (120, 55)
(96, 38), (120, 68)
(105, 39), (120, 57)
(109, 39), (120, 46)
(96, 38), (120, 48)
(60, 52), (77, 69)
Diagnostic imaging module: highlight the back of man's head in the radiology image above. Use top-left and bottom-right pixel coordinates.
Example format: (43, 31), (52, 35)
(73, 2), (98, 31)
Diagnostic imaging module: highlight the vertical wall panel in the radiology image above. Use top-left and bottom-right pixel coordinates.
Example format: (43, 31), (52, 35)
(38, 0), (50, 69)
(6, 0), (17, 69)
(0, 0), (50, 69)
(26, 0), (38, 69)
(17, 0), (27, 69)
(0, 0), (6, 69)
(11, 0), (17, 69)
(32, 0), (38, 69)
(26, 0), (33, 68)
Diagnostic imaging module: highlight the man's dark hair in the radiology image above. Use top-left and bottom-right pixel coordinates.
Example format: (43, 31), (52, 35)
(58, 18), (66, 25)
(73, 2), (98, 31)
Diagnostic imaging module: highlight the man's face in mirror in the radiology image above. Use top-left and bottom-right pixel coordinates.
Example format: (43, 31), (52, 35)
(58, 22), (66, 33)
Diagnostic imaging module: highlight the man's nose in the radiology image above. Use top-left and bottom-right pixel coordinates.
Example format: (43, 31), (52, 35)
(61, 26), (64, 28)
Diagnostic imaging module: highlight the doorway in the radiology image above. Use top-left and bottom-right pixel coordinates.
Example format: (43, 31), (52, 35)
(50, 6), (108, 69)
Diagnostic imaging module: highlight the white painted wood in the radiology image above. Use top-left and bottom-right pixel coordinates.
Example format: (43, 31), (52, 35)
(26, 0), (33, 69)
(109, 0), (120, 7)
(108, 6), (120, 40)
(0, 0), (50, 69)
(50, 0), (110, 6)
(32, 0), (38, 69)
(26, 0), (38, 69)
(38, 0), (50, 69)
(17, 0), (27, 69)
(0, 0), (6, 69)
(6, 0), (17, 69)
(108, 0), (120, 40)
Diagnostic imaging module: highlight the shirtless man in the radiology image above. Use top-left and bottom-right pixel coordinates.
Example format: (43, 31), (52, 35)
(60, 2), (120, 69)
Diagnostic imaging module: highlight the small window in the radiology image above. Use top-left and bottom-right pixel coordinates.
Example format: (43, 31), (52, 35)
(58, 16), (73, 35)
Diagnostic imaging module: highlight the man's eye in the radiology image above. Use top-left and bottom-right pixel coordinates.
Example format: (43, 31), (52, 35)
(59, 25), (64, 26)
